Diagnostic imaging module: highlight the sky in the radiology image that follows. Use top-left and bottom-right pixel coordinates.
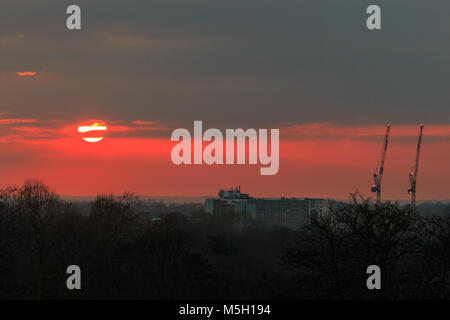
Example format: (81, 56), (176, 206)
(1, 0), (450, 199)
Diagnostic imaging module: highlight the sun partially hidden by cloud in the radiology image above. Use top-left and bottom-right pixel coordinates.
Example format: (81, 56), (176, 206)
(17, 72), (36, 76)
(78, 121), (108, 143)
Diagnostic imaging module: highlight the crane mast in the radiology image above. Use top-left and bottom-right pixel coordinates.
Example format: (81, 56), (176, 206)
(408, 124), (424, 212)
(371, 125), (390, 206)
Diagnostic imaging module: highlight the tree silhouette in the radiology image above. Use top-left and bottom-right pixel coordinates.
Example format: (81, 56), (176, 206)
(1, 184), (450, 299)
(283, 193), (420, 299)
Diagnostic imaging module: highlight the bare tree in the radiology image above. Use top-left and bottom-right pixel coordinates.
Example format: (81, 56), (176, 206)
(284, 193), (420, 299)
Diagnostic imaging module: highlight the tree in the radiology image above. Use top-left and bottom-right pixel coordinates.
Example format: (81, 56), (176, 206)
(0, 181), (61, 299)
(283, 193), (420, 299)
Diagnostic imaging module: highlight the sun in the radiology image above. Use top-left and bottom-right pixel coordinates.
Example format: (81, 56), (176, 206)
(78, 120), (108, 143)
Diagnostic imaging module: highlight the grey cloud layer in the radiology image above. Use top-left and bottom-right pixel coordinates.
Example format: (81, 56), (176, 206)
(1, 0), (450, 127)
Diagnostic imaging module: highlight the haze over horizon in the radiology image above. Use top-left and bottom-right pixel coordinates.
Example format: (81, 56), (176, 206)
(2, 0), (450, 199)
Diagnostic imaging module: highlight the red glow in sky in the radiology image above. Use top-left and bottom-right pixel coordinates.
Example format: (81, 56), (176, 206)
(0, 119), (449, 200)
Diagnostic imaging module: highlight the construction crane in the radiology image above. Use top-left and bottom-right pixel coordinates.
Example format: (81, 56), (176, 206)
(371, 124), (390, 206)
(408, 124), (424, 212)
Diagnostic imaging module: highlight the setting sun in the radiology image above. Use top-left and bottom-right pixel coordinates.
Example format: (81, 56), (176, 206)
(78, 121), (108, 143)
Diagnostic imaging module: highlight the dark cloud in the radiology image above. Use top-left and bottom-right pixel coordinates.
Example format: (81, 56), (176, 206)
(1, 0), (450, 127)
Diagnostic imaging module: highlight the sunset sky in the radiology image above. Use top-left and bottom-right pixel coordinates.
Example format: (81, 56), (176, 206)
(1, 0), (450, 199)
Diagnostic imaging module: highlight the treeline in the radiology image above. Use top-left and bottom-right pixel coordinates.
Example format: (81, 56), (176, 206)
(0, 181), (449, 299)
